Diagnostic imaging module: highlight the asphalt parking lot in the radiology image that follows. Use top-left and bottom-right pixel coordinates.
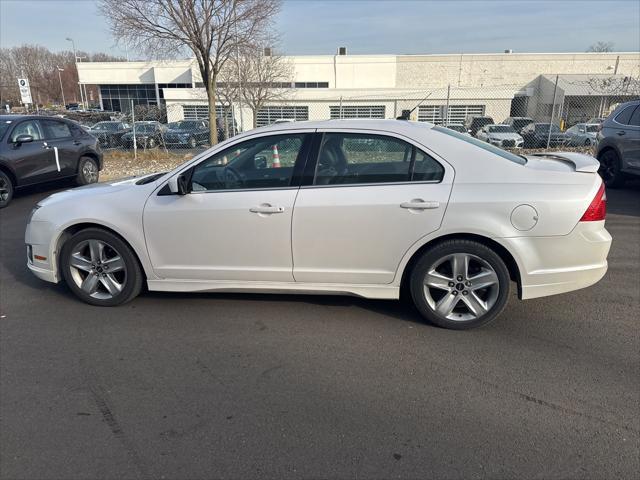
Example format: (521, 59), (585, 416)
(1, 182), (638, 480)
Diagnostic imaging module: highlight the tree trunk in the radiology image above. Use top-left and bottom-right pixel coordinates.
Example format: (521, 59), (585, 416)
(207, 74), (218, 145)
(251, 107), (258, 129)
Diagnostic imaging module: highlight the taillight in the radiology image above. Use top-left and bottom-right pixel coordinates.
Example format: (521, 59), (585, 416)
(580, 182), (606, 222)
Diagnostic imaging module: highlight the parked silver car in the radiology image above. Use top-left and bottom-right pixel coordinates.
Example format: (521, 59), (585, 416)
(564, 123), (599, 146)
(476, 124), (524, 148)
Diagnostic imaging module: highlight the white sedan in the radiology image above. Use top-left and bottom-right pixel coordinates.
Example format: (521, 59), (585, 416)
(26, 120), (611, 329)
(476, 124), (524, 148)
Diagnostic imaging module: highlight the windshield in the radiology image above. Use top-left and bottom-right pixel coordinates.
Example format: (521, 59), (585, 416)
(536, 124), (560, 132)
(92, 122), (120, 131)
(169, 121), (200, 130)
(488, 125), (515, 133)
(513, 119), (533, 129)
(433, 126), (526, 165)
(134, 123), (156, 133)
(586, 125), (599, 133)
(0, 121), (11, 139)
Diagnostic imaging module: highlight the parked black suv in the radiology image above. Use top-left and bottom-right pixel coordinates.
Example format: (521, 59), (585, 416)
(465, 115), (495, 136)
(503, 116), (534, 134)
(0, 115), (103, 208)
(596, 99), (640, 188)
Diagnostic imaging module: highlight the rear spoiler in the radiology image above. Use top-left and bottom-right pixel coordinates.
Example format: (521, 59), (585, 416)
(527, 152), (600, 173)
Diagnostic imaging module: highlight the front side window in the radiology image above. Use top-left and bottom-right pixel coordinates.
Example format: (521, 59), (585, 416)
(41, 120), (72, 139)
(10, 120), (43, 142)
(190, 134), (306, 191)
(314, 133), (443, 185)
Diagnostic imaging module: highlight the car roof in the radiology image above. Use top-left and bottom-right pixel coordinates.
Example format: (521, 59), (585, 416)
(253, 118), (435, 135)
(0, 114), (70, 121)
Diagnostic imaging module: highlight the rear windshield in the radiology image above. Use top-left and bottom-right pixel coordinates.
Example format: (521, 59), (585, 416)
(433, 126), (526, 165)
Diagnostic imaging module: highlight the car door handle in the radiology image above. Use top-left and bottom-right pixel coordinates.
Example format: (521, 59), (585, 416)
(73, 140), (82, 145)
(616, 131), (626, 136)
(400, 200), (440, 210)
(42, 143), (52, 150)
(250, 205), (285, 214)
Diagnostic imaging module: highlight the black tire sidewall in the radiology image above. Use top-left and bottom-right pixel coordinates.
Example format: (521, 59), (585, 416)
(76, 157), (99, 186)
(0, 171), (13, 209)
(598, 150), (624, 188)
(60, 228), (143, 306)
(410, 240), (511, 330)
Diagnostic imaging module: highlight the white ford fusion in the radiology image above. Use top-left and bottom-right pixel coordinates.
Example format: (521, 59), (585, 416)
(26, 120), (611, 329)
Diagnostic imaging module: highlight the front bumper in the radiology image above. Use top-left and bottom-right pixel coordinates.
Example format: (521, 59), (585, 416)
(25, 220), (59, 284)
(499, 221), (612, 299)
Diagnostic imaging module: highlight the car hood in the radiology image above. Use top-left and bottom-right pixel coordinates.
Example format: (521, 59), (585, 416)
(488, 132), (522, 140)
(37, 174), (161, 208)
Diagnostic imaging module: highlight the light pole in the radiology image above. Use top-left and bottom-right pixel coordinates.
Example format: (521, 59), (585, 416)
(56, 66), (66, 107)
(66, 37), (85, 109)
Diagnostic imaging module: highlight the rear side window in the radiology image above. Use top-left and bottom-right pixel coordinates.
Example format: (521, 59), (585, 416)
(433, 125), (527, 165)
(614, 105), (636, 125)
(41, 120), (72, 139)
(628, 106), (640, 127)
(313, 133), (443, 185)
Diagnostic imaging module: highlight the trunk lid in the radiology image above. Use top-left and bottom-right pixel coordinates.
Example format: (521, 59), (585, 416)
(525, 152), (600, 173)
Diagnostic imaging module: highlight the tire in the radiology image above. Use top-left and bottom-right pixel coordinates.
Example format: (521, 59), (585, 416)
(0, 171), (14, 209)
(584, 138), (591, 146)
(76, 156), (100, 186)
(188, 136), (197, 149)
(409, 239), (511, 330)
(60, 228), (143, 306)
(598, 149), (625, 188)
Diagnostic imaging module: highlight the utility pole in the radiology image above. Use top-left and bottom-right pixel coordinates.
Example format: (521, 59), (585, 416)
(66, 37), (85, 108)
(57, 66), (66, 106)
(546, 74), (559, 149)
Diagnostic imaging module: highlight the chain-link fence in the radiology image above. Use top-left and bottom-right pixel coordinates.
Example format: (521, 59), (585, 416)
(3, 74), (638, 179)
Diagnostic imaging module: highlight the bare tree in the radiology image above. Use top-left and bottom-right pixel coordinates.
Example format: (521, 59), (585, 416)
(237, 49), (293, 128)
(587, 41), (614, 53)
(98, 0), (280, 144)
(217, 64), (242, 137)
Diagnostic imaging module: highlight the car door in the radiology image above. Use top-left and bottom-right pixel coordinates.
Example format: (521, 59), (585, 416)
(291, 130), (453, 285)
(40, 119), (82, 176)
(5, 119), (57, 185)
(615, 105), (640, 170)
(143, 130), (313, 281)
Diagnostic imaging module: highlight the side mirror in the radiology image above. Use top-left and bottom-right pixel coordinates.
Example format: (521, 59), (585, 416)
(167, 173), (191, 195)
(14, 134), (33, 145)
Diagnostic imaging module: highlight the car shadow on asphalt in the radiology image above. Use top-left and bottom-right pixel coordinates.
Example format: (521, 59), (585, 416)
(606, 180), (639, 217)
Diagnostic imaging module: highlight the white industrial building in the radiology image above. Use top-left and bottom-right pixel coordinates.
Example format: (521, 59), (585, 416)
(77, 51), (640, 129)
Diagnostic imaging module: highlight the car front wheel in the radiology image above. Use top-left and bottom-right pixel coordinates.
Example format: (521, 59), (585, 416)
(0, 171), (14, 209)
(61, 228), (143, 306)
(410, 240), (510, 329)
(76, 156), (100, 186)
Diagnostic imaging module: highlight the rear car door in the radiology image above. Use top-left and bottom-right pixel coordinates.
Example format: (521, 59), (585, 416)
(291, 130), (453, 285)
(40, 119), (82, 176)
(5, 119), (56, 185)
(143, 131), (313, 281)
(616, 105), (640, 170)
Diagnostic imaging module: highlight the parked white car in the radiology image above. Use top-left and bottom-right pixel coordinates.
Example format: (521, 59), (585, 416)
(26, 119), (611, 329)
(476, 124), (524, 148)
(565, 123), (600, 146)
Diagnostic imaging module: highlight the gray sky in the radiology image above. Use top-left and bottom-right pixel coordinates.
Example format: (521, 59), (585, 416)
(1, 0), (639, 56)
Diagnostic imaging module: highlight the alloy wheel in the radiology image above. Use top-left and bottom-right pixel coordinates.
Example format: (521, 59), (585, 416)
(0, 176), (9, 203)
(82, 160), (99, 183)
(69, 239), (127, 300)
(423, 253), (500, 321)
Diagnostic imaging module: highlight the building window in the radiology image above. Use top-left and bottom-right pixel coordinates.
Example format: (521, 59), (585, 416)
(330, 105), (386, 119)
(418, 105), (485, 125)
(181, 105), (236, 125)
(99, 84), (157, 112)
(256, 106), (309, 126)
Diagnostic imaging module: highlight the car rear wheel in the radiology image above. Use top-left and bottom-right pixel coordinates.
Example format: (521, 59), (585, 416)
(598, 149), (624, 188)
(76, 157), (99, 186)
(0, 171), (14, 209)
(409, 240), (510, 330)
(61, 228), (143, 306)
